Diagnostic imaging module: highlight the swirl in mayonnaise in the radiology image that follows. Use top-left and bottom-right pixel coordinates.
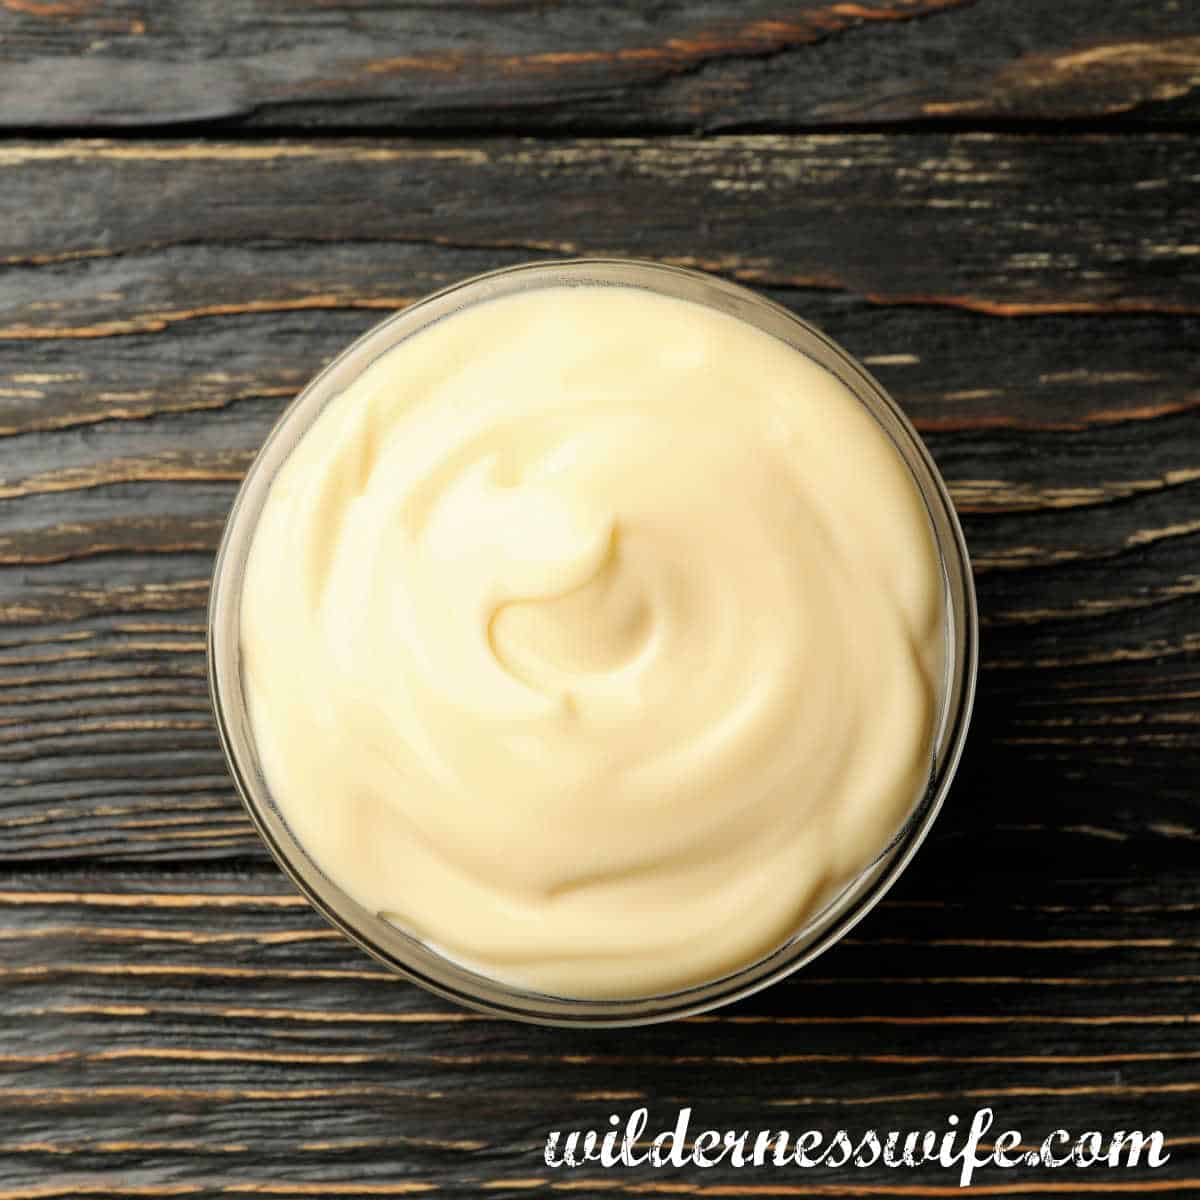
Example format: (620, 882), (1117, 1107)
(241, 284), (943, 998)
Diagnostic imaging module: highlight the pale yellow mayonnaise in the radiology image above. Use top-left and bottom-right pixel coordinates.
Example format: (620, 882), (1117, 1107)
(241, 284), (943, 999)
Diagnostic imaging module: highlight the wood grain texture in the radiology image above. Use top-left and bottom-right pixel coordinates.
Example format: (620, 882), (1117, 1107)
(0, 5), (1198, 1176)
(0, 0), (1198, 131)
(0, 134), (1197, 870)
(0, 869), (1196, 1195)
(0, 135), (1197, 324)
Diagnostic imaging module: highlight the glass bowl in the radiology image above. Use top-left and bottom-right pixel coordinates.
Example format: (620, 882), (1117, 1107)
(208, 258), (978, 1027)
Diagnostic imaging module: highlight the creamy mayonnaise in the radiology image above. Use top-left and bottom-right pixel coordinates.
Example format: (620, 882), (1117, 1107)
(240, 284), (943, 999)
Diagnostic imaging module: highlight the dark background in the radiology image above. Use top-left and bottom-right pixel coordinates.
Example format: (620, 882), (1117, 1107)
(1, 2), (1198, 1196)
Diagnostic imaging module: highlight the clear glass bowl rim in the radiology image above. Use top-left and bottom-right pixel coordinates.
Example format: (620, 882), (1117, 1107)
(208, 258), (979, 1027)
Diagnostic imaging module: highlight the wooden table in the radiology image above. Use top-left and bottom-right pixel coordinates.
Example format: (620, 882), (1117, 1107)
(2, 3), (1198, 1196)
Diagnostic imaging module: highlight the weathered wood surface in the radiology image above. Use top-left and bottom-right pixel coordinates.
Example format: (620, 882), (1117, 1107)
(1, 135), (1197, 871)
(3, 5), (1200, 1191)
(0, 0), (1198, 131)
(2, 136), (1199, 327)
(0, 869), (1196, 1195)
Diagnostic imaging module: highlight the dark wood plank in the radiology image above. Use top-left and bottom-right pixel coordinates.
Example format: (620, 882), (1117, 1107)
(0, 0), (1198, 132)
(0, 869), (1195, 1195)
(0, 134), (1197, 867)
(1, 136), (1197, 321)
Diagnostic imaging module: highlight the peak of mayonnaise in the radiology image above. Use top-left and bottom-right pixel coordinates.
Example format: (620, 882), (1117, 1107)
(240, 285), (943, 998)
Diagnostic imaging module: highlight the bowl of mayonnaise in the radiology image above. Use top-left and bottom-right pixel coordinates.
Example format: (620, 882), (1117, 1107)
(209, 259), (977, 1025)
